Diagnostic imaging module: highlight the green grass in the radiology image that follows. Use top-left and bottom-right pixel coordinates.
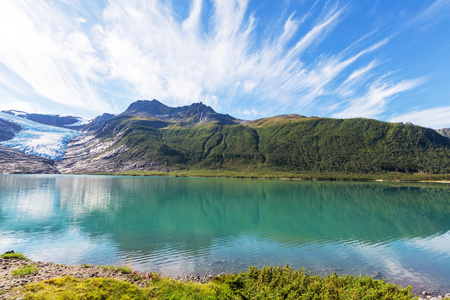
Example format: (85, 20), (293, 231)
(213, 266), (414, 300)
(101, 265), (133, 274)
(12, 265), (38, 277)
(1, 252), (28, 260)
(20, 277), (149, 300)
(17, 266), (427, 300)
(93, 169), (450, 182)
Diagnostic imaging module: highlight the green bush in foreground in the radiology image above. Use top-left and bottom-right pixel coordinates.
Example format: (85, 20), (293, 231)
(214, 266), (414, 299)
(19, 266), (419, 300)
(101, 265), (133, 274)
(12, 265), (38, 277)
(1, 252), (28, 260)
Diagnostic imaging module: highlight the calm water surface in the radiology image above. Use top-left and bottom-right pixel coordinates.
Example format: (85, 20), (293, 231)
(1, 175), (449, 292)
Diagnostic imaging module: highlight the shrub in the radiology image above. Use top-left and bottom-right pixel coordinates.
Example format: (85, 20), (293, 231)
(1, 252), (28, 260)
(12, 265), (38, 277)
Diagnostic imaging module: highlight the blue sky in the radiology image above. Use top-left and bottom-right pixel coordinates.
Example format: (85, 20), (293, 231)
(0, 0), (449, 129)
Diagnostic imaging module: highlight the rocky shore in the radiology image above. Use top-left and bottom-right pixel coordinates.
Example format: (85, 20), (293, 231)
(418, 291), (450, 300)
(0, 253), (212, 299)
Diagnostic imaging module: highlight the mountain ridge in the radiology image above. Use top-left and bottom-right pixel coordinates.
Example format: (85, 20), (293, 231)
(1, 99), (450, 176)
(0, 118), (21, 141)
(57, 102), (450, 175)
(2, 110), (88, 129)
(120, 99), (240, 126)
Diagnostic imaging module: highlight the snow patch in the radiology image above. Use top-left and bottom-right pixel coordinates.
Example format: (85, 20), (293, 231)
(0, 112), (82, 160)
(3, 110), (27, 116)
(65, 116), (91, 127)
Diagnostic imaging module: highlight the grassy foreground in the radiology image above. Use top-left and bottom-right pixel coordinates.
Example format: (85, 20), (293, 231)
(16, 266), (422, 300)
(1, 252), (29, 260)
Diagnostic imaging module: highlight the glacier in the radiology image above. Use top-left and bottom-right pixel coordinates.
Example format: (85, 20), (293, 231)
(0, 112), (82, 160)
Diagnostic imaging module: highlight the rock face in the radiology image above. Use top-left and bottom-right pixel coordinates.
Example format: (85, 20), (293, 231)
(121, 99), (239, 125)
(81, 113), (115, 133)
(56, 133), (166, 173)
(122, 99), (172, 116)
(438, 128), (450, 139)
(0, 119), (21, 141)
(0, 146), (59, 174)
(56, 134), (124, 173)
(1, 120), (59, 174)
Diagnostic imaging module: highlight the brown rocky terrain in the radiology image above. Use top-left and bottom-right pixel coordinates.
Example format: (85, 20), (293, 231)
(0, 254), (212, 299)
(56, 133), (168, 173)
(0, 256), (143, 299)
(0, 146), (59, 174)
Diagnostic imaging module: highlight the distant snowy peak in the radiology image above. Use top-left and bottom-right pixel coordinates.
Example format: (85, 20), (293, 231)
(1, 110), (90, 129)
(3, 109), (28, 116)
(0, 112), (82, 161)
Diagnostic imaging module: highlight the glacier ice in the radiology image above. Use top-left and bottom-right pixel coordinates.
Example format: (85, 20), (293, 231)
(0, 112), (82, 160)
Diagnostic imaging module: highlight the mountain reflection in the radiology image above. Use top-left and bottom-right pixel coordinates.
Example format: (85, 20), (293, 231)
(2, 175), (448, 253)
(2, 175), (450, 290)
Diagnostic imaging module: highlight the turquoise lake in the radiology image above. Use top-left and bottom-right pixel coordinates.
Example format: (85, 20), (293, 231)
(1, 175), (449, 292)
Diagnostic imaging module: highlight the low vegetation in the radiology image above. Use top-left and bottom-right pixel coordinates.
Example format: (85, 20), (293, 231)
(1, 252), (28, 260)
(101, 265), (133, 274)
(16, 266), (424, 300)
(93, 116), (450, 178)
(20, 277), (147, 299)
(12, 265), (38, 277)
(213, 266), (416, 300)
(96, 169), (450, 182)
(4, 252), (448, 299)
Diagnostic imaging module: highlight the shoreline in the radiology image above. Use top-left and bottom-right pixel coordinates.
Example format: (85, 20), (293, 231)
(74, 170), (450, 184)
(1, 255), (449, 299)
(3, 168), (450, 183)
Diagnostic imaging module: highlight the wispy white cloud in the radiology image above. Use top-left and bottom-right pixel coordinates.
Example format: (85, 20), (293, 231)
(408, 0), (450, 29)
(333, 78), (424, 119)
(343, 61), (378, 86)
(0, 0), (109, 113)
(286, 7), (344, 58)
(0, 88), (42, 113)
(389, 106), (450, 129)
(241, 108), (257, 117)
(95, 0), (352, 112)
(0, 0), (443, 126)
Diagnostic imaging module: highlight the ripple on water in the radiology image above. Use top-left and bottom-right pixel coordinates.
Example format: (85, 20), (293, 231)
(1, 175), (450, 292)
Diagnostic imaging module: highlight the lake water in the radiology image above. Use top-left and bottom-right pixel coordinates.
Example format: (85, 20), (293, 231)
(1, 175), (449, 292)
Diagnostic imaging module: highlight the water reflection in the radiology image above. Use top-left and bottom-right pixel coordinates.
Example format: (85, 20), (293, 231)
(0, 175), (449, 292)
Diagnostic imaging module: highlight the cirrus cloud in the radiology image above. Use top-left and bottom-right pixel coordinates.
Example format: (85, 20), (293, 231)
(0, 0), (447, 128)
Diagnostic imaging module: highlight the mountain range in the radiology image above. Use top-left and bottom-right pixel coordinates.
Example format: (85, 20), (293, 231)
(1, 100), (449, 176)
(2, 109), (88, 129)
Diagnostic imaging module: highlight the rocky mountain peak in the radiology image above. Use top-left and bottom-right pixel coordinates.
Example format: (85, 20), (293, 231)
(120, 99), (238, 125)
(438, 128), (450, 139)
(122, 99), (171, 116)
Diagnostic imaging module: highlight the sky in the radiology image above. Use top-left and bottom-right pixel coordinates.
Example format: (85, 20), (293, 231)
(0, 0), (449, 129)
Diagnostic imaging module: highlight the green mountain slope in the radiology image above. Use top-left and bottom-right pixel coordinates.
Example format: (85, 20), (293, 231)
(90, 113), (450, 174)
